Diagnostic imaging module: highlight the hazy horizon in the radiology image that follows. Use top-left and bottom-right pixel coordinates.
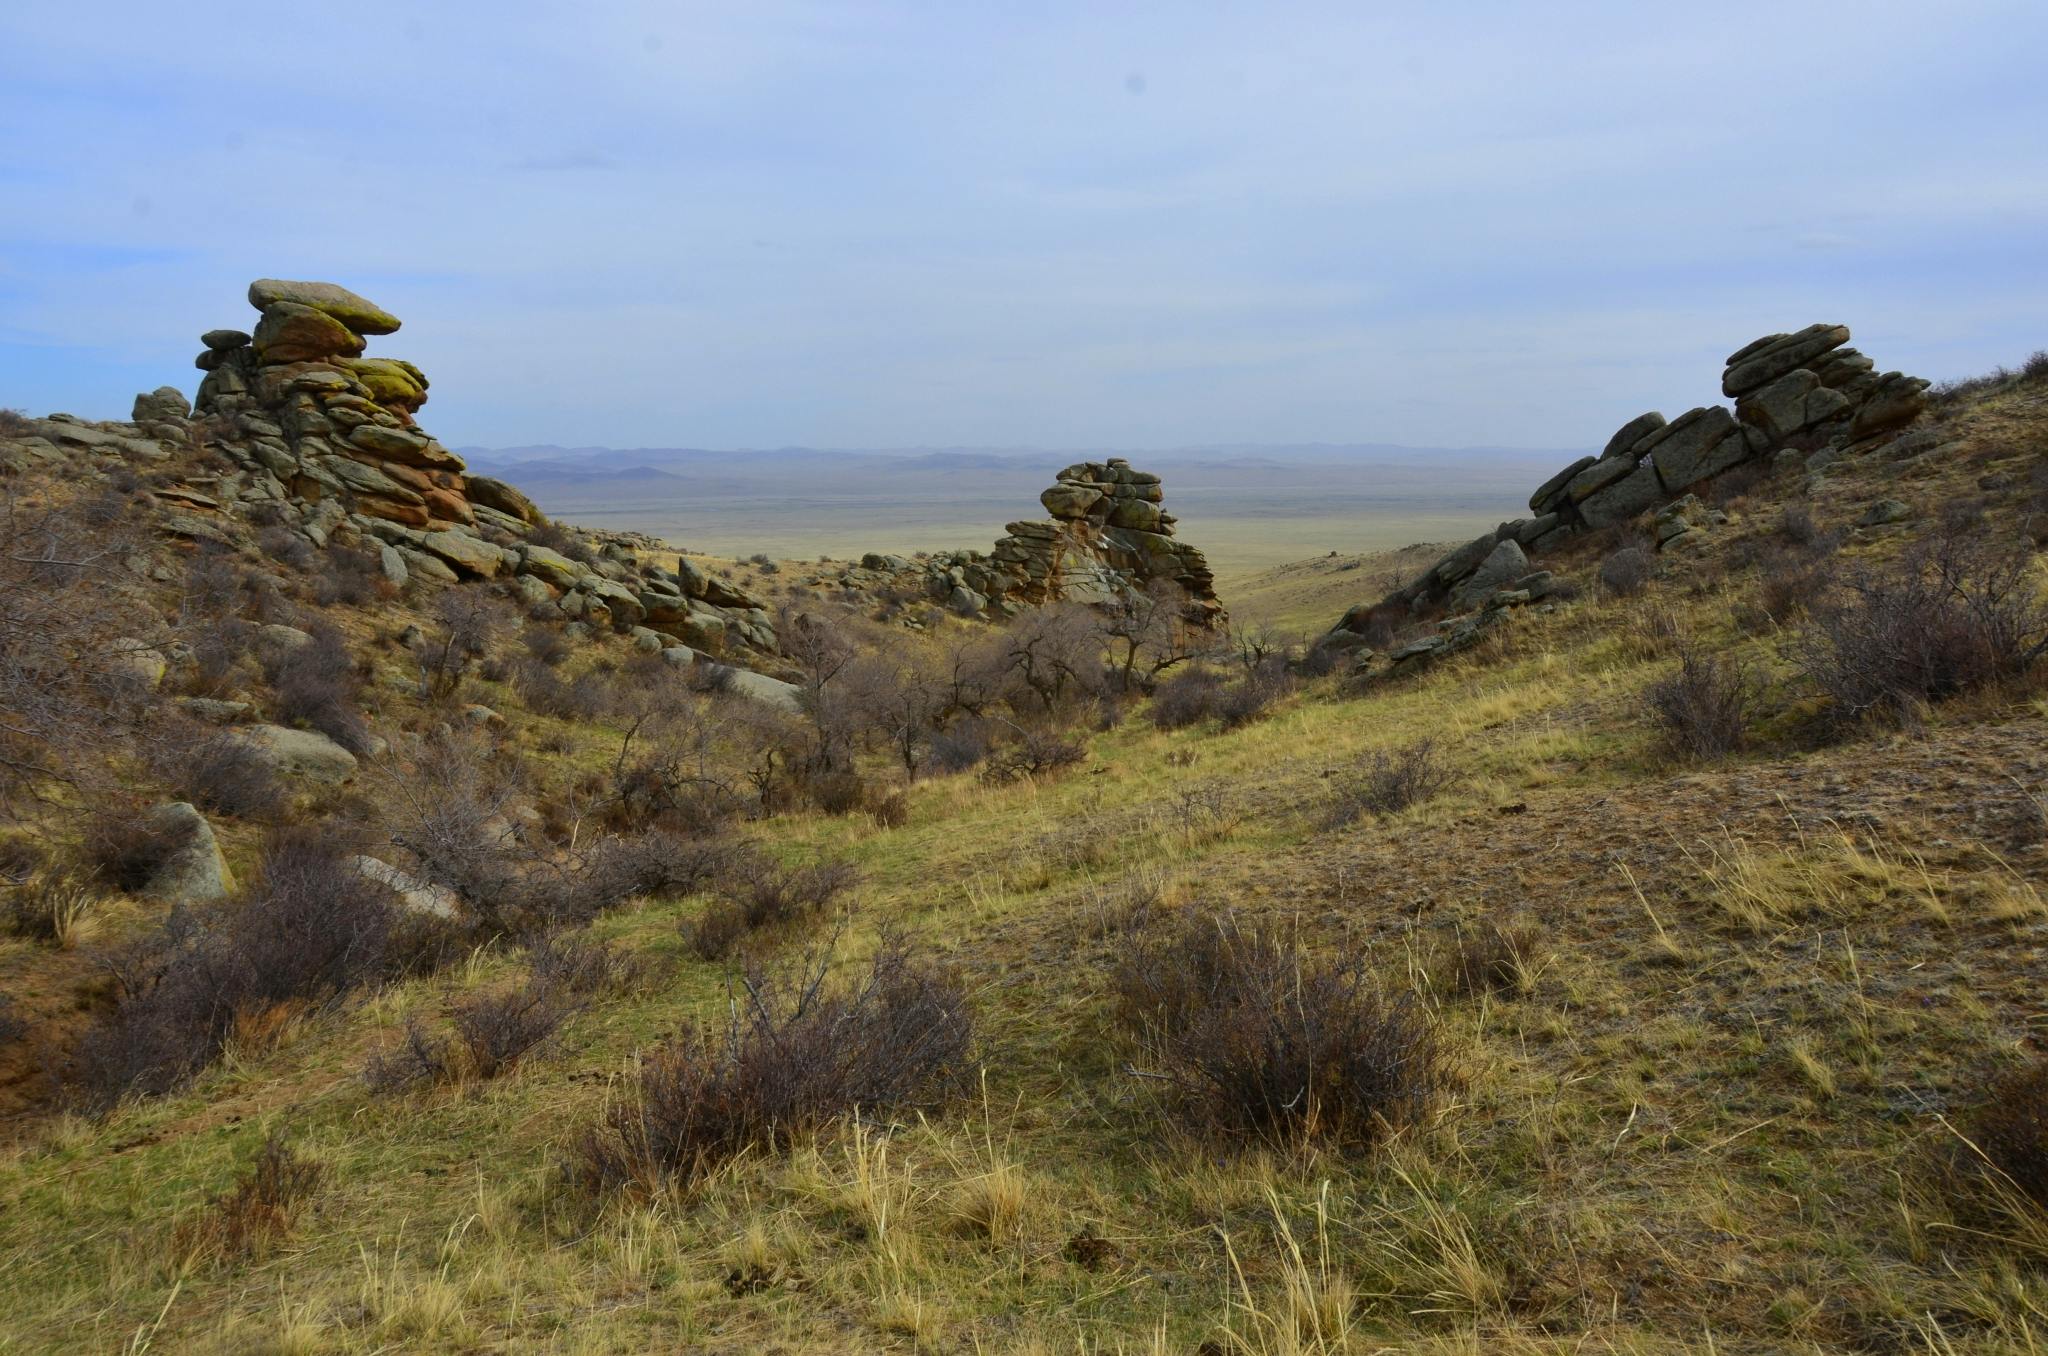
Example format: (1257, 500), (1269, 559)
(5, 3), (2044, 452)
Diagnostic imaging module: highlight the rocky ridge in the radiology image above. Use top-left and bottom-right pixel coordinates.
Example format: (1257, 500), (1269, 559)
(2, 280), (779, 662)
(1324, 323), (1932, 666)
(832, 458), (1225, 624)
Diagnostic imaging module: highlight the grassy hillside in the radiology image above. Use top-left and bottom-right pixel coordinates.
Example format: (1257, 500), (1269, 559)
(0, 375), (2045, 1353)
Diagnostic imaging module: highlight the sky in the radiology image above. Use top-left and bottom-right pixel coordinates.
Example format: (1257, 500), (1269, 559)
(1, 2), (2044, 453)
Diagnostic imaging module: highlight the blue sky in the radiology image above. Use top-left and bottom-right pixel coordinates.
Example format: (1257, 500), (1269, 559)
(2, 2), (2043, 451)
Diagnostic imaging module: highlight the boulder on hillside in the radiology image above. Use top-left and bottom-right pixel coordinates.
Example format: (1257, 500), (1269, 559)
(140, 802), (235, 905)
(234, 724), (359, 785)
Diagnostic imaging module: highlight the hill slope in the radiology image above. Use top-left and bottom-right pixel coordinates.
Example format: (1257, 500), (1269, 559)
(0, 362), (2044, 1354)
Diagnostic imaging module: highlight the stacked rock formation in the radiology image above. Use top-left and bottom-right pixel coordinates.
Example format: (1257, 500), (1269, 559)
(4, 280), (777, 660)
(837, 458), (1224, 624)
(1327, 323), (1930, 648)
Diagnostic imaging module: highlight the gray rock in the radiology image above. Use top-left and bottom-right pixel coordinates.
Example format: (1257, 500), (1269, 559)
(132, 387), (191, 423)
(350, 856), (457, 919)
(629, 626), (665, 653)
(201, 329), (251, 352)
(1643, 407), (1742, 492)
(1514, 512), (1561, 545)
(234, 724), (359, 784)
(722, 667), (804, 713)
(255, 623), (314, 657)
(140, 802), (235, 904)
(397, 546), (458, 586)
(108, 637), (168, 690)
(947, 584), (987, 615)
(1528, 456), (1596, 513)
(378, 544), (410, 589)
(1722, 324), (1851, 397)
(1450, 539), (1528, 611)
(1577, 462), (1665, 529)
(661, 645), (697, 667)
(1857, 498), (1911, 526)
(1602, 411), (1666, 460)
(1565, 455), (1638, 503)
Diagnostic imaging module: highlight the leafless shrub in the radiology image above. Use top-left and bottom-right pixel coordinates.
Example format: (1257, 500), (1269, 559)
(574, 939), (974, 1193)
(926, 718), (995, 775)
(1329, 739), (1454, 824)
(0, 493), (150, 802)
(63, 829), (427, 1111)
(687, 856), (859, 962)
(80, 805), (184, 892)
(1646, 646), (1756, 760)
(979, 727), (1087, 785)
(265, 622), (374, 755)
(363, 1016), (454, 1093)
(170, 732), (288, 820)
(171, 1132), (323, 1263)
(1751, 540), (1836, 625)
(1599, 545), (1654, 598)
(414, 591), (512, 701)
(1793, 535), (2048, 729)
(514, 659), (614, 722)
(1149, 666), (1230, 731)
(527, 930), (652, 997)
(257, 525), (315, 571)
(451, 981), (572, 1079)
(0, 408), (32, 437)
(1111, 908), (1442, 1149)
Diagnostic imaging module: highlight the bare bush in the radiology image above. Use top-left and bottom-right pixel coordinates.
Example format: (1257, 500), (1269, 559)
(63, 829), (433, 1111)
(1599, 545), (1653, 597)
(1111, 908), (1442, 1149)
(979, 727), (1087, 785)
(574, 939), (974, 1193)
(414, 591), (512, 701)
(265, 622), (374, 755)
(1149, 667), (1229, 731)
(169, 732), (288, 820)
(1329, 739), (1454, 823)
(1793, 535), (2048, 728)
(171, 1132), (323, 1263)
(451, 981), (572, 1079)
(310, 544), (390, 607)
(1646, 647), (1756, 760)
(688, 856), (859, 962)
(80, 805), (184, 892)
(0, 494), (150, 802)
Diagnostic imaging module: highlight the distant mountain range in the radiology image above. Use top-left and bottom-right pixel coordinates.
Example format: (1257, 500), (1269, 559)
(450, 442), (1582, 563)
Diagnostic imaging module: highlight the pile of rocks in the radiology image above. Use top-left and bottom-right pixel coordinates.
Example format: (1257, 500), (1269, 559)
(835, 458), (1225, 624)
(2, 280), (778, 660)
(1327, 323), (1930, 649)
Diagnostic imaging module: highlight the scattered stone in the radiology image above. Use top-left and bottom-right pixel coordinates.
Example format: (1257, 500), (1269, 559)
(1857, 498), (1911, 526)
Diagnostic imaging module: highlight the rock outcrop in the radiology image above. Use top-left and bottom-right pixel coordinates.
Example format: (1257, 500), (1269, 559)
(1, 280), (781, 663)
(836, 458), (1225, 625)
(1325, 323), (1930, 652)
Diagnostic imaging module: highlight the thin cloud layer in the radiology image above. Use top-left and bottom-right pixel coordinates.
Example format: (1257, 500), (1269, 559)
(2, 2), (2043, 450)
